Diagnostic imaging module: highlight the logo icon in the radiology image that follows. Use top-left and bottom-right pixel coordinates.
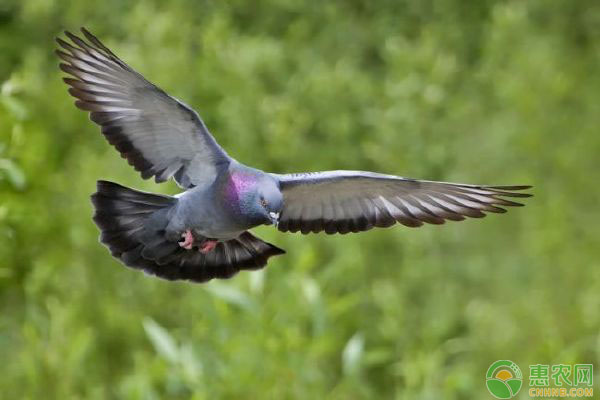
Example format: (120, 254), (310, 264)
(486, 360), (523, 399)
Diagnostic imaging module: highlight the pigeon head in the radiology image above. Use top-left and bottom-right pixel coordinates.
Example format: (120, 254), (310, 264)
(224, 169), (283, 226)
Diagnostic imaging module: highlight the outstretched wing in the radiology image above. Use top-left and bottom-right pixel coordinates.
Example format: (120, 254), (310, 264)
(57, 28), (230, 188)
(274, 171), (532, 234)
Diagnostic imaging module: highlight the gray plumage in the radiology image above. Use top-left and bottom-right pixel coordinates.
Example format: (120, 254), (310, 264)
(273, 171), (531, 234)
(58, 28), (532, 283)
(92, 181), (283, 282)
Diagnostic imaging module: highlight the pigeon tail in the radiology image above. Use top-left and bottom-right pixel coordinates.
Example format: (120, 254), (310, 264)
(91, 180), (285, 283)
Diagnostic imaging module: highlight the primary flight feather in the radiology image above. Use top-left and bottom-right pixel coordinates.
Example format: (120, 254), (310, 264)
(57, 28), (532, 283)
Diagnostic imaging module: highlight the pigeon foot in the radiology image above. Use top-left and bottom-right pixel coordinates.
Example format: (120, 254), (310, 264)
(199, 240), (218, 254)
(179, 229), (194, 250)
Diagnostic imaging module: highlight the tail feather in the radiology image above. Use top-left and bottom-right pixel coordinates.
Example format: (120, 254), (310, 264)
(92, 180), (176, 258)
(91, 180), (285, 283)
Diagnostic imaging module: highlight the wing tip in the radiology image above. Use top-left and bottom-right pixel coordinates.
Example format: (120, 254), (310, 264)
(55, 36), (67, 47)
(489, 185), (533, 191)
(63, 29), (79, 43)
(80, 26), (98, 43)
(485, 185), (534, 200)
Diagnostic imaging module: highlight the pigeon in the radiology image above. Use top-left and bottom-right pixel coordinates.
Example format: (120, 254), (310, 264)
(56, 28), (532, 283)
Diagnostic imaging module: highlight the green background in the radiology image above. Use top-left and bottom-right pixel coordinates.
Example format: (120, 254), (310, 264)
(1, 0), (598, 398)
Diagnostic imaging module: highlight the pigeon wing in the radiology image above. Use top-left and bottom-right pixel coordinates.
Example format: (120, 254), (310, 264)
(273, 171), (532, 234)
(57, 28), (230, 188)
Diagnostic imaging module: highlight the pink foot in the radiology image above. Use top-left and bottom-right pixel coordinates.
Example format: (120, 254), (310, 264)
(199, 240), (218, 254)
(179, 229), (194, 250)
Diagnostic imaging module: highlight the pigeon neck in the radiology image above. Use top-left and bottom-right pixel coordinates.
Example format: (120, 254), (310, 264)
(220, 168), (263, 223)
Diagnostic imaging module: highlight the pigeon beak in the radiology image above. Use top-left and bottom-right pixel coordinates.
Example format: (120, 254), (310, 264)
(269, 211), (280, 226)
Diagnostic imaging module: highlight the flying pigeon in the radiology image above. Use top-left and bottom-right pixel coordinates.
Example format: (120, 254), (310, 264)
(56, 28), (532, 283)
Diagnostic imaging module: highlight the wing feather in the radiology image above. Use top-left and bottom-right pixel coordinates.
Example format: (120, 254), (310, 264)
(57, 28), (230, 188)
(274, 171), (532, 234)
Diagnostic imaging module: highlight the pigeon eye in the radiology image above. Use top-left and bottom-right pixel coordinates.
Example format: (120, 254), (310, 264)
(260, 198), (268, 208)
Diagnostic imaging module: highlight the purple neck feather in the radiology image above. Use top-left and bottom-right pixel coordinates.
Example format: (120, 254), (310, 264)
(223, 171), (258, 214)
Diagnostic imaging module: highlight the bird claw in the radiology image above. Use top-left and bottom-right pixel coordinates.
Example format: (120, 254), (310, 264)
(179, 229), (194, 250)
(199, 240), (218, 254)
(179, 230), (217, 253)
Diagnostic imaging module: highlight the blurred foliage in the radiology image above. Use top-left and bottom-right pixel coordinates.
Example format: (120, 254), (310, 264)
(1, 0), (599, 398)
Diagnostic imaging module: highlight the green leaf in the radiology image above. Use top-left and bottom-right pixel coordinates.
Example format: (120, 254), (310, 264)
(143, 318), (179, 364)
(0, 158), (26, 190)
(342, 332), (364, 376)
(203, 282), (257, 311)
